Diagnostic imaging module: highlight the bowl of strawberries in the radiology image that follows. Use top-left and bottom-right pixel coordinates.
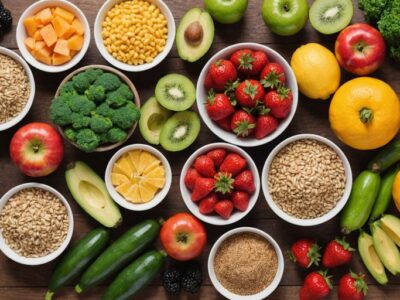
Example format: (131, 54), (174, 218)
(180, 142), (260, 226)
(197, 43), (298, 147)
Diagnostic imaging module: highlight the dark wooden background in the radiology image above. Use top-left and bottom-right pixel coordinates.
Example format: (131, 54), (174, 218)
(0, 0), (399, 299)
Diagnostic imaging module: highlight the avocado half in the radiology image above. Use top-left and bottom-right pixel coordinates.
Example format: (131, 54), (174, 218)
(176, 8), (214, 62)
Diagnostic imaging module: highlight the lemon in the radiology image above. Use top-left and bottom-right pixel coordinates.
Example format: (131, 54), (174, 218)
(291, 43), (341, 100)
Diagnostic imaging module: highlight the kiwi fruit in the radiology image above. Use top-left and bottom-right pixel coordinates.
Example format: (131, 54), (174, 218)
(159, 111), (200, 152)
(309, 0), (353, 35)
(155, 74), (196, 111)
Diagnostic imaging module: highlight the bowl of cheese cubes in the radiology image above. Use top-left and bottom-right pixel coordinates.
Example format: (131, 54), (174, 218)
(16, 0), (90, 73)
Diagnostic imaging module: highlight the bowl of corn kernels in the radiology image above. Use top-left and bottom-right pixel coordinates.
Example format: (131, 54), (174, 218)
(94, 0), (175, 72)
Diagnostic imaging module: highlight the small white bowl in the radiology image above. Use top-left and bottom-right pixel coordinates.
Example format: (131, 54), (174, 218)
(0, 47), (35, 131)
(105, 144), (172, 211)
(0, 183), (74, 265)
(262, 134), (353, 226)
(180, 143), (260, 226)
(16, 0), (90, 73)
(208, 227), (284, 300)
(196, 42), (298, 147)
(94, 0), (175, 72)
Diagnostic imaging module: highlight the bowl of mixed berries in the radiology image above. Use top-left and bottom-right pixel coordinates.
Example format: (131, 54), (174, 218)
(197, 43), (298, 147)
(180, 143), (260, 225)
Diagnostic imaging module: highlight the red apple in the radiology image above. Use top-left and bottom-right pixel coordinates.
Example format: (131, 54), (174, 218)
(10, 122), (64, 177)
(160, 212), (207, 261)
(335, 23), (386, 76)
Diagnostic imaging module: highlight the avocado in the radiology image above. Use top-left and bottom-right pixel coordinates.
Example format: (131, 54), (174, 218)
(370, 221), (400, 275)
(65, 161), (122, 228)
(176, 8), (214, 62)
(139, 97), (172, 145)
(380, 214), (400, 247)
(358, 231), (388, 285)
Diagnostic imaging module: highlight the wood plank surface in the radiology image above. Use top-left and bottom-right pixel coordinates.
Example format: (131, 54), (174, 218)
(0, 0), (399, 299)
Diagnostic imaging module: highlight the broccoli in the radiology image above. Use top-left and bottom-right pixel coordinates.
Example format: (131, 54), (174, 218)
(106, 90), (128, 108)
(111, 102), (140, 129)
(96, 102), (115, 118)
(72, 73), (91, 93)
(94, 73), (121, 91)
(84, 68), (104, 84)
(116, 84), (134, 100)
(76, 128), (100, 152)
(85, 85), (106, 102)
(64, 127), (77, 142)
(49, 96), (73, 126)
(90, 113), (113, 133)
(71, 113), (91, 129)
(60, 81), (77, 97)
(358, 0), (388, 21)
(106, 127), (128, 143)
(68, 95), (96, 116)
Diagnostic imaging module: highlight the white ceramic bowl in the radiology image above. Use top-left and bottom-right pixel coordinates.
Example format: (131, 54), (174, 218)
(94, 0), (175, 72)
(0, 47), (35, 131)
(105, 144), (172, 211)
(262, 134), (353, 226)
(0, 183), (74, 265)
(197, 43), (298, 147)
(208, 227), (284, 300)
(16, 0), (90, 73)
(180, 143), (260, 226)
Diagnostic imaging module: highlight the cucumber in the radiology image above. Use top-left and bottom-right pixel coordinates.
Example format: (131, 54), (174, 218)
(370, 166), (399, 221)
(45, 228), (110, 300)
(75, 219), (160, 293)
(369, 139), (400, 173)
(102, 250), (166, 300)
(340, 170), (381, 234)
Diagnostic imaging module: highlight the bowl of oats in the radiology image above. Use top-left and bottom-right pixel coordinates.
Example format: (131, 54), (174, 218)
(262, 134), (353, 226)
(0, 47), (35, 131)
(0, 183), (73, 265)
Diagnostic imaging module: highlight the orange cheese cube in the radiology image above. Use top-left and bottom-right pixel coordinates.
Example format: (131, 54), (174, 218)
(24, 37), (36, 51)
(34, 41), (46, 51)
(54, 7), (75, 23)
(54, 39), (70, 57)
(23, 17), (39, 37)
(35, 8), (53, 25)
(67, 34), (83, 51)
(61, 25), (76, 39)
(33, 30), (44, 41)
(40, 24), (58, 47)
(51, 16), (70, 38)
(71, 18), (84, 35)
(33, 47), (52, 65)
(52, 53), (71, 65)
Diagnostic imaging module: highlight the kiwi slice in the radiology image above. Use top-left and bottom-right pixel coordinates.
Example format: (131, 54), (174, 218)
(155, 74), (196, 111)
(309, 0), (353, 35)
(159, 111), (200, 152)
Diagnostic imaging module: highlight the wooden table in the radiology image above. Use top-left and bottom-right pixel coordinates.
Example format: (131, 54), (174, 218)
(0, 0), (399, 299)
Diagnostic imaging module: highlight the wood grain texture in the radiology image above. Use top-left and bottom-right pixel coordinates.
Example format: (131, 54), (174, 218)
(0, 0), (399, 299)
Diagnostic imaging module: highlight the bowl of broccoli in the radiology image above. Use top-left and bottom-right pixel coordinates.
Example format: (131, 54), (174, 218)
(49, 65), (141, 152)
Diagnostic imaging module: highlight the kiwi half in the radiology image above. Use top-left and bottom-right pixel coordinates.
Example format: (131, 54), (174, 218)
(309, 0), (353, 35)
(159, 111), (200, 152)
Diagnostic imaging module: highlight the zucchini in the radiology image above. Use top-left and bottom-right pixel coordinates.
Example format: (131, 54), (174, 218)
(369, 139), (400, 173)
(102, 250), (166, 300)
(45, 228), (110, 300)
(75, 219), (160, 293)
(340, 171), (381, 234)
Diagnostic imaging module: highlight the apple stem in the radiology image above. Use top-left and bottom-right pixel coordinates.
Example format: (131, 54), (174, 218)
(283, 4), (290, 12)
(359, 107), (374, 124)
(356, 43), (364, 53)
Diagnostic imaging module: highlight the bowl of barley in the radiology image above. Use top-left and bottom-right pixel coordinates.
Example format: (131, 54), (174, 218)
(262, 134), (352, 226)
(0, 183), (73, 265)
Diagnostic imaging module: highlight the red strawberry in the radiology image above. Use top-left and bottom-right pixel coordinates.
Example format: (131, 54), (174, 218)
(322, 237), (354, 268)
(338, 271), (368, 300)
(260, 62), (286, 89)
(199, 193), (219, 214)
(289, 239), (321, 268)
(209, 59), (238, 92)
(185, 168), (201, 191)
(250, 51), (269, 75)
(300, 286), (311, 300)
(230, 110), (256, 138)
(214, 172), (234, 197)
(233, 170), (256, 194)
(232, 191), (250, 211)
(235, 79), (265, 107)
(194, 155), (216, 178)
(255, 115), (278, 140)
(214, 200), (234, 219)
(219, 153), (247, 176)
(191, 177), (216, 202)
(204, 71), (214, 90)
(207, 149), (227, 167)
(230, 49), (254, 73)
(302, 271), (332, 300)
(206, 92), (235, 121)
(264, 86), (293, 119)
(215, 115), (233, 132)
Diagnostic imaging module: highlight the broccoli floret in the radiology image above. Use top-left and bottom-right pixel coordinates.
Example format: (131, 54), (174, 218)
(84, 68), (104, 84)
(64, 127), (77, 142)
(60, 81), (77, 97)
(111, 102), (140, 129)
(76, 128), (100, 152)
(98, 132), (109, 144)
(116, 84), (134, 100)
(107, 128), (128, 143)
(72, 73), (91, 93)
(96, 102), (115, 118)
(49, 96), (73, 126)
(85, 85), (106, 102)
(90, 113), (113, 133)
(106, 90), (128, 108)
(71, 113), (91, 129)
(94, 73), (121, 92)
(68, 95), (96, 116)
(358, 0), (388, 21)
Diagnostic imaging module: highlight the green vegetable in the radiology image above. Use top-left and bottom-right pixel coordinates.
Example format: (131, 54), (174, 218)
(94, 73), (121, 91)
(368, 139), (400, 173)
(68, 95), (96, 116)
(45, 228), (110, 300)
(71, 113), (91, 129)
(90, 114), (113, 133)
(102, 250), (166, 300)
(59, 81), (77, 97)
(106, 127), (128, 143)
(85, 85), (106, 102)
(96, 102), (115, 118)
(76, 128), (100, 152)
(341, 170), (381, 234)
(84, 68), (104, 84)
(111, 102), (140, 129)
(75, 219), (161, 293)
(106, 90), (128, 108)
(72, 72), (91, 93)
(358, 0), (388, 21)
(49, 96), (73, 126)
(64, 127), (77, 142)
(116, 83), (134, 100)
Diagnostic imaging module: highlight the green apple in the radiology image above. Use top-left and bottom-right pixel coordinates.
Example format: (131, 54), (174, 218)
(204, 0), (248, 24)
(262, 0), (309, 36)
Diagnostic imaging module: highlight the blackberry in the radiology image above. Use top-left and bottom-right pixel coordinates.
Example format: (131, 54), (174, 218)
(181, 262), (202, 294)
(161, 268), (182, 295)
(0, 8), (12, 31)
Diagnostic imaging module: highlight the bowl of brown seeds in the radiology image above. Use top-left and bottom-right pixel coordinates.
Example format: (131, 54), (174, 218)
(0, 47), (35, 131)
(262, 134), (353, 226)
(208, 227), (284, 300)
(0, 183), (73, 265)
